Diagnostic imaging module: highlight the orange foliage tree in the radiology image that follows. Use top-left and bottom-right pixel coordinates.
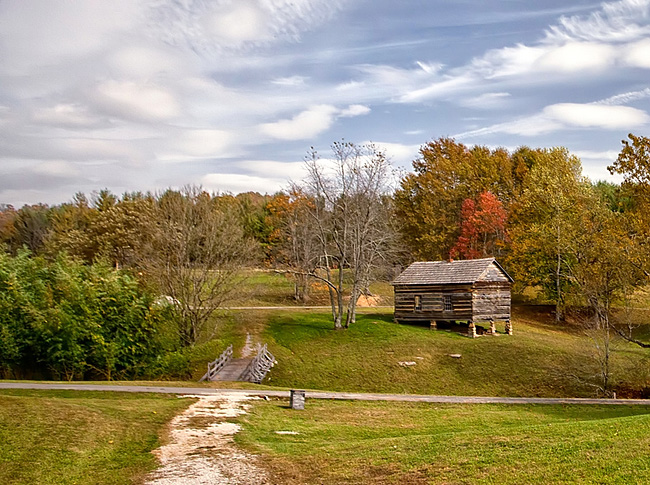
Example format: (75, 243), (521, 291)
(450, 191), (507, 260)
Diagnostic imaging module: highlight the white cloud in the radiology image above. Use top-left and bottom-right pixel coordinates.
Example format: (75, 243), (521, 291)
(32, 160), (80, 178)
(535, 42), (617, 73)
(624, 38), (650, 68)
(53, 137), (151, 164)
(356, 62), (442, 100)
(0, 0), (144, 75)
(365, 141), (420, 166)
(544, 0), (650, 43)
(415, 61), (443, 74)
(573, 149), (620, 161)
(32, 103), (103, 128)
(108, 45), (187, 79)
(470, 44), (544, 79)
(201, 172), (283, 195)
(574, 150), (625, 183)
(543, 103), (650, 129)
(261, 105), (338, 140)
(340, 104), (371, 117)
(271, 76), (308, 86)
(598, 88), (650, 105)
(204, 0), (271, 46)
(399, 74), (474, 103)
(93, 80), (181, 122)
(149, 0), (347, 54)
(240, 160), (308, 181)
(459, 92), (511, 109)
(457, 101), (650, 139)
(172, 129), (236, 158)
(261, 104), (371, 141)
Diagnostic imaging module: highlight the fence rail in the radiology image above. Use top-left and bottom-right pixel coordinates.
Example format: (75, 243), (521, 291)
(241, 344), (275, 384)
(198, 344), (233, 382)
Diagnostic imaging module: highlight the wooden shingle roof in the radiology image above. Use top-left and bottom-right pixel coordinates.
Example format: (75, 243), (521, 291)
(391, 258), (513, 285)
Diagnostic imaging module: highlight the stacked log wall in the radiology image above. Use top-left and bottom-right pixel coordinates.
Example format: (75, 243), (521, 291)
(392, 261), (512, 324)
(394, 284), (473, 322)
(471, 282), (511, 322)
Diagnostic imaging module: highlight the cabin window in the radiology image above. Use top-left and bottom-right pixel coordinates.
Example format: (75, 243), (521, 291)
(443, 295), (453, 312)
(414, 295), (422, 311)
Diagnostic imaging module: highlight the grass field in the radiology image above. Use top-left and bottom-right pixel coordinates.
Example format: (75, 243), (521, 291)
(233, 269), (395, 307)
(237, 398), (650, 484)
(257, 306), (650, 398)
(0, 389), (191, 484)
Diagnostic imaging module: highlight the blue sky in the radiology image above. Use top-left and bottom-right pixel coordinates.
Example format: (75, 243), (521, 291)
(1, 0), (649, 206)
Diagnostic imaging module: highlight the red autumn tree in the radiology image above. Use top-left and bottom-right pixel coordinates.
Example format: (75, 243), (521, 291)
(450, 191), (507, 259)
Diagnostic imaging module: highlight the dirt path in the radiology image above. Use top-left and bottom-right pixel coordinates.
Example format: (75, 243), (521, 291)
(240, 333), (256, 358)
(146, 393), (269, 485)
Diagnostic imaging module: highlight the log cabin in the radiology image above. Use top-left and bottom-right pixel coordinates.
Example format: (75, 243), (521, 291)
(391, 258), (513, 337)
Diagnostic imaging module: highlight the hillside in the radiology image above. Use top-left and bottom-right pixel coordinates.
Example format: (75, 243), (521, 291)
(216, 304), (649, 399)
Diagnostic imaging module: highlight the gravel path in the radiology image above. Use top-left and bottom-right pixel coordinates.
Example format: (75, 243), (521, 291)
(2, 382), (650, 406)
(146, 393), (268, 485)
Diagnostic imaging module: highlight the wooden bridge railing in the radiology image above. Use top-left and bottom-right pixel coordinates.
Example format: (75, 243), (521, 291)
(198, 344), (233, 382)
(241, 344), (275, 384)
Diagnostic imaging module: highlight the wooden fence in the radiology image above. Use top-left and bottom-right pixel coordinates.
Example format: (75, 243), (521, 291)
(198, 344), (233, 382)
(241, 344), (275, 384)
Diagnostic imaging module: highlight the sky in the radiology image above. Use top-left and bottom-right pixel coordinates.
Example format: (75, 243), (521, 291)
(1, 0), (650, 206)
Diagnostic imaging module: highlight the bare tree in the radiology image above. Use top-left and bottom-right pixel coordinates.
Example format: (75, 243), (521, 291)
(143, 187), (256, 346)
(291, 141), (397, 329)
(282, 188), (320, 303)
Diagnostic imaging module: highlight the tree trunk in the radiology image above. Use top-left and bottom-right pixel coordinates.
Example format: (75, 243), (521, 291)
(345, 285), (359, 328)
(555, 223), (563, 322)
(335, 265), (345, 329)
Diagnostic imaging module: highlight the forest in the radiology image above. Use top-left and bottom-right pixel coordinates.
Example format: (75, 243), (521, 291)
(2, 134), (650, 383)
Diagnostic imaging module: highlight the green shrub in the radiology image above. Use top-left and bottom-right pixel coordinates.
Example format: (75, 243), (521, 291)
(0, 250), (172, 379)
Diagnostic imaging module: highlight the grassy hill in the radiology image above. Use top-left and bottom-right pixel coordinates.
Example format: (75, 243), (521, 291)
(199, 270), (647, 398)
(233, 305), (649, 399)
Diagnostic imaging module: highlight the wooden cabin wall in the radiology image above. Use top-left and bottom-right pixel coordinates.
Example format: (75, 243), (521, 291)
(394, 284), (473, 322)
(394, 282), (511, 323)
(472, 282), (511, 322)
(482, 265), (510, 283)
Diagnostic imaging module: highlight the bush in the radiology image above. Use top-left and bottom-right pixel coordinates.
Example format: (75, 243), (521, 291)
(0, 250), (172, 380)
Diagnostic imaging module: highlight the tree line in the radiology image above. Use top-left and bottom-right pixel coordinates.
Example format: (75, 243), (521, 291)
(2, 134), (650, 383)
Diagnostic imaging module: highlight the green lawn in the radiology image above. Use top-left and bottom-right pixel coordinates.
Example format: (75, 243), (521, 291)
(232, 269), (395, 307)
(237, 398), (650, 484)
(0, 389), (191, 484)
(260, 306), (650, 398)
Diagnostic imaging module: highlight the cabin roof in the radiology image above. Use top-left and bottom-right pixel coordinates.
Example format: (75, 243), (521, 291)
(391, 258), (513, 286)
